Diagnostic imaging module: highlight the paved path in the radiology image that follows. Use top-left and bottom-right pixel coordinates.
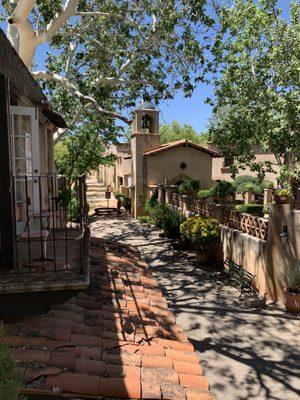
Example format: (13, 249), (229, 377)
(91, 216), (300, 400)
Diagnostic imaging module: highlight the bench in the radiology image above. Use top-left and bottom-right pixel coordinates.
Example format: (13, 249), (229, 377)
(94, 207), (120, 216)
(224, 258), (256, 295)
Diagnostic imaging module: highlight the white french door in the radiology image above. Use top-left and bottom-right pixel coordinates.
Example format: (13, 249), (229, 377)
(11, 106), (40, 233)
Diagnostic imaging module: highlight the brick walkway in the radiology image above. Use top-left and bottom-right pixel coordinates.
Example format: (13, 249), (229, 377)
(2, 236), (215, 399)
(91, 216), (300, 400)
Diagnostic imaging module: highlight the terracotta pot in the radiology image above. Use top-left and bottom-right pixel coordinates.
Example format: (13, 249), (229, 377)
(196, 252), (209, 265)
(284, 288), (300, 313)
(274, 195), (291, 205)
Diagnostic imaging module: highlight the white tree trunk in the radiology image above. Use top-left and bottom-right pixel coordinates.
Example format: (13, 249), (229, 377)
(7, 0), (80, 68)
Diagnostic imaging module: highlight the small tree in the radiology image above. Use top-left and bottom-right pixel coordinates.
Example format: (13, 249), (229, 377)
(55, 124), (116, 185)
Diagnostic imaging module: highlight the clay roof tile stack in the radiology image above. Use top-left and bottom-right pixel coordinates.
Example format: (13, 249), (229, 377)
(2, 237), (215, 400)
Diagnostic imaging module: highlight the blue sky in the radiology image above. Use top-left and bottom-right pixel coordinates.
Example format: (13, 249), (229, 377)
(0, 0), (291, 134)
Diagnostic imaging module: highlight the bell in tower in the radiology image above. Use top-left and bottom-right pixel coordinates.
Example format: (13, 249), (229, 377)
(132, 94), (159, 135)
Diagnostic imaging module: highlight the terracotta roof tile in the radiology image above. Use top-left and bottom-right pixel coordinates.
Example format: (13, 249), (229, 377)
(46, 372), (100, 396)
(160, 382), (187, 400)
(142, 380), (162, 399)
(143, 139), (220, 157)
(179, 373), (209, 390)
(3, 237), (214, 399)
(141, 367), (179, 384)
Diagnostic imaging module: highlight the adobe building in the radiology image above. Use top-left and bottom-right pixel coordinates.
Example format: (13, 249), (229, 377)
(212, 145), (280, 184)
(99, 99), (219, 217)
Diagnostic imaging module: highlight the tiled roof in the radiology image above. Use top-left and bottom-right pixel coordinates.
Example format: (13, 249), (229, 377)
(2, 238), (215, 400)
(143, 140), (220, 157)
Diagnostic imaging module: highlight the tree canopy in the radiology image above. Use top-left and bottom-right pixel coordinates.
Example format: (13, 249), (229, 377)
(55, 123), (116, 184)
(1, 0), (213, 142)
(160, 120), (209, 144)
(207, 0), (300, 186)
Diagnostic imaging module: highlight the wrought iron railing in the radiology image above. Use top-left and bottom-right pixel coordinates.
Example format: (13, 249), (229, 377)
(0, 174), (88, 274)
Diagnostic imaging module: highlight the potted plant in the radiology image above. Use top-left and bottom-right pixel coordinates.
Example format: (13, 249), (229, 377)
(212, 180), (235, 203)
(197, 188), (214, 203)
(274, 187), (292, 204)
(180, 216), (220, 264)
(178, 178), (201, 197)
(281, 260), (300, 313)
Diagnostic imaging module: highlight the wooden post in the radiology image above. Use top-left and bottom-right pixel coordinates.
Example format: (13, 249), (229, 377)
(0, 75), (14, 269)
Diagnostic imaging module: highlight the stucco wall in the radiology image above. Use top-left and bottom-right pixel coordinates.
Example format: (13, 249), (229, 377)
(221, 227), (268, 298)
(146, 146), (215, 188)
(220, 205), (300, 303)
(212, 153), (280, 184)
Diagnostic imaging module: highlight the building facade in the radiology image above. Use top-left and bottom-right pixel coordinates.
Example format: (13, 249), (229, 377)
(99, 100), (219, 217)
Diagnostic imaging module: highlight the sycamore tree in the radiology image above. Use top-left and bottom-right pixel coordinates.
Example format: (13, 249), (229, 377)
(1, 0), (213, 143)
(208, 0), (300, 188)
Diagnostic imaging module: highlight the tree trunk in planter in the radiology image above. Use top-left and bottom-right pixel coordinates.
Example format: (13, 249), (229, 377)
(244, 189), (254, 204)
(196, 252), (209, 265)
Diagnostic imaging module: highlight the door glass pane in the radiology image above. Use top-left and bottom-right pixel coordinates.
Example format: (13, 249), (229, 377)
(15, 179), (34, 222)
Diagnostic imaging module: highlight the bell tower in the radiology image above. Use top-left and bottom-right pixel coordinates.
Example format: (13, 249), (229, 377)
(131, 96), (160, 217)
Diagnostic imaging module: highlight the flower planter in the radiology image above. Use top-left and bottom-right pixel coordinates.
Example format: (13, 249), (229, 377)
(274, 195), (292, 205)
(284, 288), (300, 313)
(224, 194), (234, 203)
(196, 252), (209, 265)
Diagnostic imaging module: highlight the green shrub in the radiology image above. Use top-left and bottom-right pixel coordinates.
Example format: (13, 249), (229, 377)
(162, 206), (186, 238)
(178, 178), (201, 196)
(144, 190), (158, 211)
(114, 192), (125, 200)
(262, 180), (274, 189)
(197, 188), (214, 199)
(147, 204), (185, 238)
(235, 204), (264, 216)
(236, 181), (262, 195)
(180, 216), (220, 250)
(120, 195), (131, 211)
(281, 260), (300, 292)
(138, 216), (154, 224)
(213, 180), (235, 199)
(0, 338), (21, 400)
(233, 175), (256, 188)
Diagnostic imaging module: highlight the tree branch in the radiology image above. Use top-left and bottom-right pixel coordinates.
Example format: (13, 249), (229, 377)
(75, 11), (145, 37)
(9, 0), (36, 22)
(32, 70), (131, 127)
(38, 0), (80, 42)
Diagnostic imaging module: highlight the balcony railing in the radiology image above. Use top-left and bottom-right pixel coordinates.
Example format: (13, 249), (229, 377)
(0, 174), (88, 275)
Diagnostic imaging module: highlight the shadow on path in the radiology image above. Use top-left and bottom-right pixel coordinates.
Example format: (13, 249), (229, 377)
(91, 216), (300, 400)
